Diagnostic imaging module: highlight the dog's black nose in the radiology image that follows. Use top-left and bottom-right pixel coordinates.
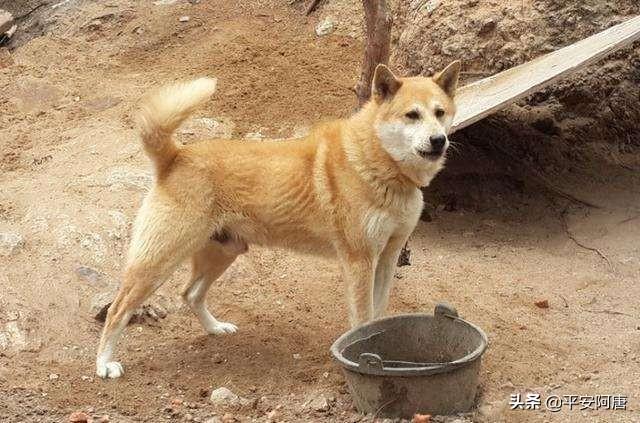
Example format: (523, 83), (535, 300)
(430, 134), (447, 151)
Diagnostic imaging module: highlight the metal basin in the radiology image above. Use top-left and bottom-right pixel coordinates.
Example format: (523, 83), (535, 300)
(330, 303), (488, 418)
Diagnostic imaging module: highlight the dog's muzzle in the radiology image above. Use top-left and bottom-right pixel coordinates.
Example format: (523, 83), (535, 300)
(417, 134), (448, 160)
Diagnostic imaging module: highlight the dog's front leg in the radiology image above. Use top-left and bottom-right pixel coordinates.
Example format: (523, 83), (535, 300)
(373, 233), (411, 318)
(337, 251), (377, 327)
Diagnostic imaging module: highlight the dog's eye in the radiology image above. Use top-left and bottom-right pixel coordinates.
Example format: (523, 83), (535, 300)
(435, 108), (445, 118)
(405, 110), (420, 120)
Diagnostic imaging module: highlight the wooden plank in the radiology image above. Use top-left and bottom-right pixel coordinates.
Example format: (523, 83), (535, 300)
(451, 15), (640, 132)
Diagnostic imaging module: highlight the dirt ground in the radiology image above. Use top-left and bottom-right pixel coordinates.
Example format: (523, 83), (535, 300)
(1, 1), (639, 422)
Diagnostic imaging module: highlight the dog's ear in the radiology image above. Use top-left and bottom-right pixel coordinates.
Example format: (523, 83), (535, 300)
(434, 60), (461, 98)
(372, 64), (402, 101)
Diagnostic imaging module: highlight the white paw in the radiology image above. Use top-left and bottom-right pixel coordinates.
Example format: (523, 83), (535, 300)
(206, 321), (238, 335)
(96, 361), (124, 379)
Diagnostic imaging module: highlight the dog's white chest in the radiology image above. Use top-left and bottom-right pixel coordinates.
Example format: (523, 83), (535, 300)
(363, 189), (423, 242)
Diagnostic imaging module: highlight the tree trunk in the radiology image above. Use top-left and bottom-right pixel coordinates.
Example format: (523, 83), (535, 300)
(354, 0), (392, 108)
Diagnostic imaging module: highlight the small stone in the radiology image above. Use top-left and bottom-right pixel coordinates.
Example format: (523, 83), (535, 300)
(423, 0), (441, 15)
(478, 18), (496, 35)
(308, 394), (330, 412)
(0, 321), (28, 351)
(266, 409), (280, 422)
(95, 416), (109, 423)
(315, 17), (335, 36)
(244, 131), (264, 140)
(213, 353), (225, 364)
(209, 387), (242, 406)
(292, 353), (301, 360)
(0, 232), (24, 256)
(534, 299), (549, 309)
(87, 19), (102, 30)
(185, 413), (194, 421)
(49, 373), (59, 381)
(153, 0), (179, 4)
(75, 266), (103, 284)
(179, 16), (190, 22)
(68, 411), (90, 423)
(150, 303), (168, 319)
(221, 413), (236, 423)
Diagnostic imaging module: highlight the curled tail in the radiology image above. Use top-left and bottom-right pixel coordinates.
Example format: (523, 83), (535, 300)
(136, 77), (217, 174)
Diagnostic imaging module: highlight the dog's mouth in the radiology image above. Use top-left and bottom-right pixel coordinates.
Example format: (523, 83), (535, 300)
(417, 149), (446, 160)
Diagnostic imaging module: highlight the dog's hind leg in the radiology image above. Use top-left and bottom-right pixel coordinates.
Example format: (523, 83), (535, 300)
(182, 237), (247, 335)
(96, 196), (213, 379)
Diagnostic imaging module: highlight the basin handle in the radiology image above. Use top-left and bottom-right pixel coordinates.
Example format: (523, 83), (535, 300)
(435, 302), (459, 319)
(358, 353), (384, 371)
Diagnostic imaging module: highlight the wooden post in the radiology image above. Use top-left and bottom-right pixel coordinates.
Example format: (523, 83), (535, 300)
(352, 0), (407, 265)
(355, 0), (392, 108)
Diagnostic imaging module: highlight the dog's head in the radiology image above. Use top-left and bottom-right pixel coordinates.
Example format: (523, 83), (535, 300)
(370, 61), (461, 186)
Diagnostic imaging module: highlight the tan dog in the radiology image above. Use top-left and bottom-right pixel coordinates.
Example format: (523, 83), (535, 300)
(96, 62), (461, 378)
